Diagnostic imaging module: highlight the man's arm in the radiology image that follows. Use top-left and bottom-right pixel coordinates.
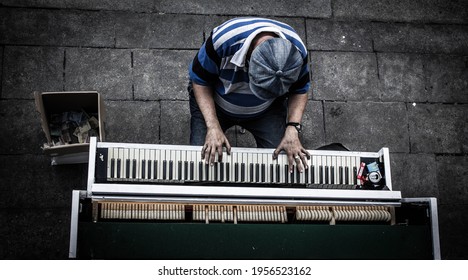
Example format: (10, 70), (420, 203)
(273, 93), (310, 173)
(192, 82), (231, 165)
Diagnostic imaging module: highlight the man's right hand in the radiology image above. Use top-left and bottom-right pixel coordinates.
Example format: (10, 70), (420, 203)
(201, 126), (231, 165)
(192, 82), (231, 165)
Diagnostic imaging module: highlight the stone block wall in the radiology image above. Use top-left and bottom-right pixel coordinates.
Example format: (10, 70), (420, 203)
(0, 0), (467, 259)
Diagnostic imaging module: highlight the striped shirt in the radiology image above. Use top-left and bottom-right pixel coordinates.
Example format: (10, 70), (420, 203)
(189, 17), (310, 118)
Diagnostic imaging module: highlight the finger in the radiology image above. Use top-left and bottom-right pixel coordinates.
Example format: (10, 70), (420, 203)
(299, 153), (308, 170)
(201, 145), (206, 160)
(294, 155), (304, 173)
(273, 145), (283, 160)
(225, 139), (232, 155)
(203, 146), (211, 163)
(302, 148), (311, 159)
(217, 145), (223, 162)
(209, 146), (217, 166)
(288, 154), (295, 173)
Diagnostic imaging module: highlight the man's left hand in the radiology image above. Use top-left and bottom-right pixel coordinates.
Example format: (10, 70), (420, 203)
(273, 126), (310, 173)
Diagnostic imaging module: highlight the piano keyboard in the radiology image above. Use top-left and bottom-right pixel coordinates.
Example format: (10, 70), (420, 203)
(94, 145), (387, 188)
(95, 201), (392, 225)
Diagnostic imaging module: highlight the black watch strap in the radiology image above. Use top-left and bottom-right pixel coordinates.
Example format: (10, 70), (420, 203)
(286, 122), (302, 133)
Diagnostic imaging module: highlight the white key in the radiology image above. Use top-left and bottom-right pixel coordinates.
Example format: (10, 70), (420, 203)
(344, 156), (350, 185)
(143, 149), (150, 180)
(134, 149), (140, 180)
(262, 153), (269, 184)
(336, 156), (342, 185)
(123, 149), (129, 180)
(331, 156), (337, 185)
(137, 149), (143, 180)
(223, 150), (229, 182)
(149, 149), (155, 180)
(314, 156), (320, 184)
(278, 154), (285, 184)
(327, 156), (332, 184)
(116, 149), (121, 179)
(299, 155), (306, 184)
(194, 150), (201, 181)
(242, 152), (248, 182)
(171, 150), (177, 181)
(186, 150), (191, 181)
(134, 148), (140, 179)
(191, 150), (198, 181)
(350, 156), (356, 185)
(235, 152), (241, 182)
(180, 150), (186, 181)
(153, 149), (159, 180)
(325, 156), (330, 184)
(130, 148), (136, 179)
(355, 156), (361, 185)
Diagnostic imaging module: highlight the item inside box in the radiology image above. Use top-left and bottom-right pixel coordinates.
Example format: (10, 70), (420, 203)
(47, 109), (100, 147)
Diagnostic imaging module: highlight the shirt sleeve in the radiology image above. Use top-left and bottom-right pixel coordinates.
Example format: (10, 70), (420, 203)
(288, 55), (311, 94)
(188, 33), (221, 86)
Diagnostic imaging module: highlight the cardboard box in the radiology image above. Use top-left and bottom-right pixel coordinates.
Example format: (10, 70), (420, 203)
(34, 91), (105, 165)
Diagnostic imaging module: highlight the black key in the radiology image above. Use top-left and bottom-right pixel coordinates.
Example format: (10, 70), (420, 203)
(319, 166), (323, 184)
(214, 162), (218, 182)
(285, 165), (289, 183)
(235, 163), (239, 182)
(220, 163), (224, 182)
(110, 158), (115, 178)
(141, 159), (146, 179)
(184, 161), (188, 180)
(226, 162), (230, 181)
(117, 159), (121, 178)
(190, 161), (194, 181)
(178, 161), (182, 180)
(198, 162), (203, 181)
(353, 166), (357, 184)
(345, 166), (349, 184)
(296, 167), (301, 184)
(169, 160), (173, 180)
(276, 164), (280, 182)
(241, 163), (245, 182)
(125, 159), (130, 178)
(325, 166), (329, 184)
(255, 163), (260, 182)
(331, 166), (335, 184)
(147, 160), (152, 179)
(270, 164), (274, 183)
(261, 163), (265, 182)
(311, 165), (315, 183)
(205, 163), (209, 181)
(250, 163), (254, 182)
(290, 166), (299, 184)
(289, 168), (294, 184)
(305, 165), (309, 183)
(339, 166), (343, 184)
(163, 160), (167, 180)
(132, 159), (137, 179)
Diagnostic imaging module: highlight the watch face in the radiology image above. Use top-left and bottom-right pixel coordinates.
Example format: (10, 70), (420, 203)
(287, 122), (302, 133)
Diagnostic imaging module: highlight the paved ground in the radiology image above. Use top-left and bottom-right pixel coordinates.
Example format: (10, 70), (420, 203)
(0, 0), (467, 259)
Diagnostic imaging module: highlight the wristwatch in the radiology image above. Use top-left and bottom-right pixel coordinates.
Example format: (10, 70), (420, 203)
(286, 122), (303, 133)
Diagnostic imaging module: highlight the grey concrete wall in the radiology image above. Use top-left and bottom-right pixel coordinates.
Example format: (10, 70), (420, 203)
(0, 0), (467, 259)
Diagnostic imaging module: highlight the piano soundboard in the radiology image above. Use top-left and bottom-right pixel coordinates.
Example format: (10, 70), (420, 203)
(69, 137), (440, 259)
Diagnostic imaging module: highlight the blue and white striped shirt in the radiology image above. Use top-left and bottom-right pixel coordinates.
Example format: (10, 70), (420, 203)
(189, 17), (310, 118)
